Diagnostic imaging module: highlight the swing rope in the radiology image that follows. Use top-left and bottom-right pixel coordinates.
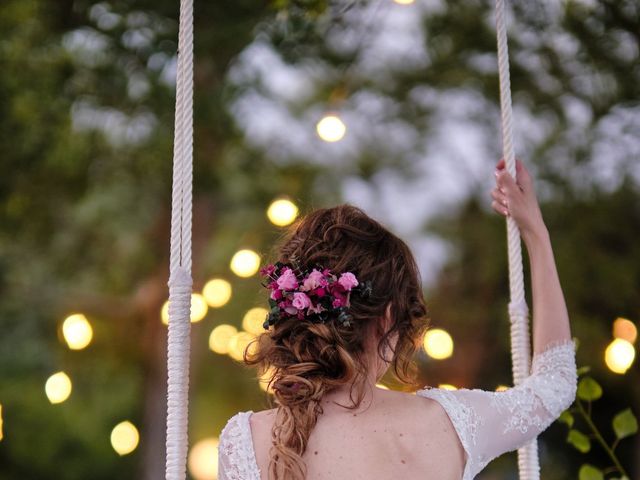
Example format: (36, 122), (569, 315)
(495, 0), (539, 478)
(162, 1), (536, 479)
(165, 0), (194, 479)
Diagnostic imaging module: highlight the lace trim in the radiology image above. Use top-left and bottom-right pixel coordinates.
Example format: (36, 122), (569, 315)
(218, 410), (262, 480)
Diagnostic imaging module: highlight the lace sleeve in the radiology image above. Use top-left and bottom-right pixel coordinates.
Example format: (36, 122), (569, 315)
(217, 411), (261, 480)
(417, 339), (577, 479)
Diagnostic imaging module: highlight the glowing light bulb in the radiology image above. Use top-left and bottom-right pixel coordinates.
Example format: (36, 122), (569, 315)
(188, 438), (219, 480)
(423, 328), (454, 360)
(161, 293), (209, 325)
(605, 338), (636, 374)
(61, 313), (93, 350)
(438, 384), (457, 390)
(613, 317), (637, 344)
(230, 249), (261, 278)
(202, 278), (232, 308)
(267, 199), (299, 227)
(243, 307), (268, 336)
(110, 421), (139, 456)
(228, 331), (256, 361)
(45, 372), (72, 404)
(316, 114), (346, 142)
(209, 324), (238, 355)
(259, 367), (276, 393)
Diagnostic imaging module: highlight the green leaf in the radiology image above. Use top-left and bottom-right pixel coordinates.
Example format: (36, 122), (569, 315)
(558, 410), (575, 427)
(577, 377), (603, 401)
(567, 429), (591, 453)
(612, 408), (638, 439)
(577, 366), (591, 376)
(579, 464), (604, 480)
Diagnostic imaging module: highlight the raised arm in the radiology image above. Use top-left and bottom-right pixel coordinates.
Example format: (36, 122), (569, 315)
(415, 159), (578, 478)
(492, 158), (572, 354)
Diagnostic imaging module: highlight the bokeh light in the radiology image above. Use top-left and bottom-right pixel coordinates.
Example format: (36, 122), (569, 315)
(316, 114), (346, 142)
(605, 338), (636, 374)
(495, 385), (509, 392)
(267, 199), (299, 227)
(243, 307), (268, 335)
(45, 372), (72, 404)
(110, 421), (139, 456)
(202, 278), (232, 308)
(161, 293), (209, 325)
(613, 317), (637, 344)
(376, 383), (389, 390)
(209, 324), (238, 355)
(228, 331), (256, 361)
(61, 313), (93, 350)
(423, 328), (454, 359)
(393, 0), (415, 4)
(0, 404), (3, 441)
(230, 249), (261, 278)
(438, 384), (457, 390)
(188, 438), (219, 480)
(259, 367), (276, 393)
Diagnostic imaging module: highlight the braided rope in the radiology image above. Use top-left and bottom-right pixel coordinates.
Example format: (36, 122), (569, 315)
(495, 0), (539, 478)
(165, 0), (194, 479)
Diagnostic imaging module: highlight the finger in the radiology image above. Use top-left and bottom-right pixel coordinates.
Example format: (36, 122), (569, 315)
(515, 158), (532, 189)
(496, 158), (505, 170)
(490, 188), (508, 206)
(491, 200), (509, 216)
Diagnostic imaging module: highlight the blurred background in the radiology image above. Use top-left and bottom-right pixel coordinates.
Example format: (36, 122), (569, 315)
(0, 0), (638, 478)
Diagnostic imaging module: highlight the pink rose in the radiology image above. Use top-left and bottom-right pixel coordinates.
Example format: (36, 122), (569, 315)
(270, 289), (283, 300)
(292, 292), (311, 310)
(276, 268), (298, 290)
(338, 272), (358, 291)
(302, 269), (325, 291)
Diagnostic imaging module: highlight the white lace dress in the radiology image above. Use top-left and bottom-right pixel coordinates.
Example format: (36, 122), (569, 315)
(218, 339), (577, 480)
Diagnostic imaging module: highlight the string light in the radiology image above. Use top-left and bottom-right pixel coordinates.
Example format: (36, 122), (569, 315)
(45, 372), (72, 404)
(230, 249), (261, 278)
(438, 384), (457, 390)
(188, 438), (219, 480)
(613, 317), (637, 344)
(202, 278), (232, 308)
(423, 328), (454, 359)
(61, 313), (93, 350)
(605, 338), (636, 374)
(243, 308), (268, 336)
(110, 421), (139, 456)
(316, 114), (346, 142)
(161, 293), (209, 325)
(267, 199), (299, 227)
(228, 331), (256, 361)
(209, 324), (238, 355)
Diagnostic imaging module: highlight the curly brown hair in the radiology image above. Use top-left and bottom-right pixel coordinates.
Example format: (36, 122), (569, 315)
(245, 204), (429, 480)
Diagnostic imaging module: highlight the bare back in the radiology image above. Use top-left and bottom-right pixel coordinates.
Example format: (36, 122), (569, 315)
(249, 388), (465, 480)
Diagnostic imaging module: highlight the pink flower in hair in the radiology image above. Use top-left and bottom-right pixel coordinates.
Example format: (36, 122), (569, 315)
(302, 269), (325, 291)
(276, 267), (298, 290)
(338, 272), (359, 291)
(292, 292), (311, 310)
(270, 289), (283, 301)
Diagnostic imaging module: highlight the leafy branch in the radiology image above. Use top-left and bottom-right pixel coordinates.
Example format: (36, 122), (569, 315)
(558, 366), (638, 480)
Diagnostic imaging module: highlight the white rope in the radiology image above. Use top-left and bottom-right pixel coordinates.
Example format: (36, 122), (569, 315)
(495, 0), (539, 478)
(165, 0), (194, 479)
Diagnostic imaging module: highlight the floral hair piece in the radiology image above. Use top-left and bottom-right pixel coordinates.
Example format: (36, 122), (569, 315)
(259, 260), (372, 330)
